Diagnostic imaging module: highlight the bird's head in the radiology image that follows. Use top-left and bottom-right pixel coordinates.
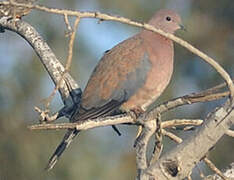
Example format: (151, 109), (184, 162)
(148, 9), (184, 34)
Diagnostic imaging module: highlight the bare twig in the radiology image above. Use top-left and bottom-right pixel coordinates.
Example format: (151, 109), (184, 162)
(203, 157), (228, 180)
(9, 0), (16, 22)
(197, 165), (206, 179)
(34, 106), (59, 123)
(65, 16), (80, 71)
(1, 1), (233, 97)
(162, 119), (203, 128)
(225, 129), (234, 138)
(147, 91), (230, 121)
(29, 114), (131, 130)
(28, 117), (203, 131)
(162, 129), (183, 143)
(204, 163), (234, 180)
(149, 115), (163, 165)
(187, 174), (192, 180)
(63, 13), (72, 32)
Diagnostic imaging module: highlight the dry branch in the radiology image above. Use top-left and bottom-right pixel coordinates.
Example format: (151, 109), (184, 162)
(203, 157), (228, 180)
(143, 100), (234, 180)
(204, 163), (234, 180)
(65, 16), (80, 71)
(28, 85), (229, 130)
(162, 130), (183, 143)
(1, 3), (234, 180)
(1, 1), (234, 98)
(135, 120), (157, 179)
(0, 17), (82, 120)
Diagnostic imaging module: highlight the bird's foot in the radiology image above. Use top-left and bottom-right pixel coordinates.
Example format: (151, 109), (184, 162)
(128, 107), (145, 122)
(127, 107), (145, 145)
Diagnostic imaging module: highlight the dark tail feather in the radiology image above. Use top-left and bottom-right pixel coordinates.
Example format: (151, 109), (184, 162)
(45, 100), (123, 171)
(112, 125), (121, 136)
(45, 129), (80, 171)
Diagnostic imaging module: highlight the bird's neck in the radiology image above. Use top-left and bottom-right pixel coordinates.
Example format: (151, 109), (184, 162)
(140, 30), (174, 63)
(140, 29), (174, 81)
(140, 29), (173, 45)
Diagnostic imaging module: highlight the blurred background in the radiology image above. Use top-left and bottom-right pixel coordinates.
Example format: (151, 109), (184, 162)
(0, 0), (234, 179)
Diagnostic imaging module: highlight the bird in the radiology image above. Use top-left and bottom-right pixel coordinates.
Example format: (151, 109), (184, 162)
(46, 9), (184, 171)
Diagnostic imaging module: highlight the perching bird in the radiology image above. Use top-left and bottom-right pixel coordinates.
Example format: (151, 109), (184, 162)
(46, 9), (184, 170)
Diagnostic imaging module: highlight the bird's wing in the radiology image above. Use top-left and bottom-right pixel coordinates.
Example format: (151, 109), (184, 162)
(72, 35), (152, 122)
(76, 99), (123, 121)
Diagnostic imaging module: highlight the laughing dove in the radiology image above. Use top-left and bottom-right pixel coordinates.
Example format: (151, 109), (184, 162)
(46, 9), (183, 170)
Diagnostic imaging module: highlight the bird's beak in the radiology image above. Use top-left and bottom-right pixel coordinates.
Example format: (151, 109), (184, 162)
(179, 24), (186, 31)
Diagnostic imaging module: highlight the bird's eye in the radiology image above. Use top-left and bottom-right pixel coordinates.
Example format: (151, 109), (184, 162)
(166, 16), (171, 21)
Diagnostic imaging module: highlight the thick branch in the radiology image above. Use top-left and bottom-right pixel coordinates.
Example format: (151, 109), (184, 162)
(135, 121), (157, 180)
(0, 17), (80, 108)
(143, 100), (234, 180)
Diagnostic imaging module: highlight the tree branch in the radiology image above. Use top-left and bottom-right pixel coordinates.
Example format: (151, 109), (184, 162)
(1, 1), (234, 98)
(0, 17), (81, 119)
(204, 162), (234, 180)
(203, 157), (228, 180)
(1, 4), (234, 180)
(135, 120), (157, 180)
(142, 100), (234, 180)
(27, 84), (229, 130)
